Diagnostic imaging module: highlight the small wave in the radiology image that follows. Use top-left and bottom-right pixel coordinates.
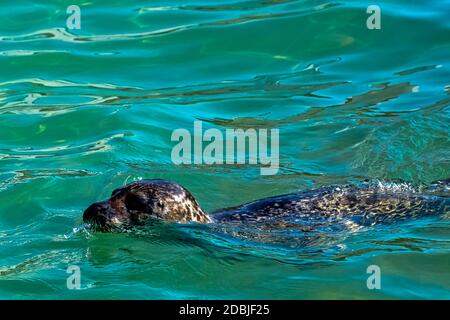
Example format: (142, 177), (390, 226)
(395, 64), (443, 76)
(0, 3), (339, 44)
(0, 133), (132, 160)
(0, 78), (142, 91)
(64, 223), (93, 239)
(358, 180), (419, 194)
(0, 250), (82, 278)
(0, 169), (97, 191)
(0, 50), (67, 57)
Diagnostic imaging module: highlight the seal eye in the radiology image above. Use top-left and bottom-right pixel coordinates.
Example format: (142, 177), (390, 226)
(125, 193), (149, 212)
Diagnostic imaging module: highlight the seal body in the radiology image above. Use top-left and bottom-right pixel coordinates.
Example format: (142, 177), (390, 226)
(211, 183), (448, 226)
(83, 179), (449, 231)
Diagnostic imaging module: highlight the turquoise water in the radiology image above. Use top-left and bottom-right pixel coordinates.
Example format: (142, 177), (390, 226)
(0, 0), (449, 299)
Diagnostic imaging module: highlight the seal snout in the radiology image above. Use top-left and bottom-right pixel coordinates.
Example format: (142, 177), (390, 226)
(83, 201), (111, 226)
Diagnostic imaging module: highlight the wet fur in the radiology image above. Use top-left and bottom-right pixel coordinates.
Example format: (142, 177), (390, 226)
(83, 179), (449, 231)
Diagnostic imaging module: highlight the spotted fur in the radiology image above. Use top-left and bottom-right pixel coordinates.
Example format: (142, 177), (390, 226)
(83, 179), (210, 231)
(83, 179), (448, 231)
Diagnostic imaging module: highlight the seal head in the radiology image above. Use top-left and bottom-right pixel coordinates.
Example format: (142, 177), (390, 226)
(83, 179), (210, 231)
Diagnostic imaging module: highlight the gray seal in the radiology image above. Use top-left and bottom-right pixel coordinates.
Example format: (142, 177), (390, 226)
(83, 179), (449, 231)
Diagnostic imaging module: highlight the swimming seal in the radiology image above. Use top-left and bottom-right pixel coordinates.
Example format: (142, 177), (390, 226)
(83, 179), (449, 231)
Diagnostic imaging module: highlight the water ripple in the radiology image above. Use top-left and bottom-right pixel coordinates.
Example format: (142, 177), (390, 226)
(0, 133), (132, 160)
(0, 3), (339, 43)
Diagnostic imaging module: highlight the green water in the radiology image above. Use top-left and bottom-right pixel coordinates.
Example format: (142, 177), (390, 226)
(0, 0), (449, 299)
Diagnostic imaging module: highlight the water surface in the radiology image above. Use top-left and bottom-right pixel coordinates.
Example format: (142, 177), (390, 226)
(0, 0), (449, 299)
